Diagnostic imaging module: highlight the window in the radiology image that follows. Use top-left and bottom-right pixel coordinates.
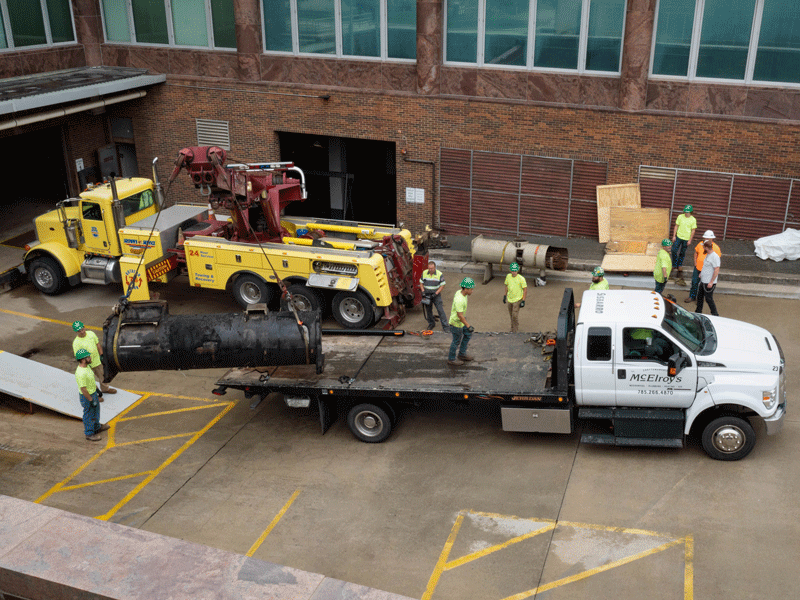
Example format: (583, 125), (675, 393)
(82, 202), (103, 222)
(446, 0), (626, 72)
(0, 0), (75, 49)
(587, 327), (612, 361)
(100, 0), (235, 48)
(623, 328), (675, 363)
(122, 190), (154, 218)
(263, 0), (416, 59)
(651, 0), (800, 85)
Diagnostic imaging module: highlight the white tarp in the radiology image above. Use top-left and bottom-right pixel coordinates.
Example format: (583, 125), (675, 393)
(754, 228), (800, 262)
(0, 351), (141, 421)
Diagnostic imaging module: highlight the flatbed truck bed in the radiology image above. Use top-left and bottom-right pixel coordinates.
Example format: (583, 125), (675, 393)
(215, 290), (575, 442)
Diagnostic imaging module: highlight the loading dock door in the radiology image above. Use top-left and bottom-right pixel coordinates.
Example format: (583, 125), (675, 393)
(278, 132), (397, 224)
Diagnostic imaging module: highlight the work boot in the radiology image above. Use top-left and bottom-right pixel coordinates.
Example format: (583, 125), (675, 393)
(85, 434), (102, 442)
(447, 359), (464, 366)
(102, 388), (117, 394)
(684, 297), (694, 303)
(96, 424), (110, 433)
(458, 354), (474, 362)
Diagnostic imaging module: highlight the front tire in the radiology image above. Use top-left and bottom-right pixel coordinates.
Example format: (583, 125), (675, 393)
(347, 403), (392, 443)
(29, 257), (68, 295)
(701, 415), (756, 461)
(332, 290), (375, 329)
(232, 274), (272, 308)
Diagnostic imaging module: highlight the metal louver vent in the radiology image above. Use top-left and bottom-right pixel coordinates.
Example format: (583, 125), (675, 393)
(640, 167), (676, 180)
(196, 119), (230, 150)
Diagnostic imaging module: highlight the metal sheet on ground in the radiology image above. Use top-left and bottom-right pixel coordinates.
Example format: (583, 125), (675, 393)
(0, 351), (141, 420)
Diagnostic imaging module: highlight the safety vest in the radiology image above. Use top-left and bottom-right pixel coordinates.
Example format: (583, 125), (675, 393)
(420, 270), (445, 293)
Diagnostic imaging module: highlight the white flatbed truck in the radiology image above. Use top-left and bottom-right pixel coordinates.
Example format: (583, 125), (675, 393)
(213, 289), (786, 460)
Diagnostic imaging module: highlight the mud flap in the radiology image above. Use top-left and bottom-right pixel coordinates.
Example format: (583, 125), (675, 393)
(318, 397), (336, 434)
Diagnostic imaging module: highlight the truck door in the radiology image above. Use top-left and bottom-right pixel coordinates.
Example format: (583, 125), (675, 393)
(614, 326), (698, 408)
(577, 325), (617, 406)
(80, 200), (113, 254)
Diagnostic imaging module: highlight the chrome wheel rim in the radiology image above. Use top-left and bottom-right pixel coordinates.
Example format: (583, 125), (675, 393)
(340, 297), (366, 324)
(712, 425), (745, 454)
(354, 410), (383, 438)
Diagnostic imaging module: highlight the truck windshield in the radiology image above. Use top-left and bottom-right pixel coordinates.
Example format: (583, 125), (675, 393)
(662, 300), (705, 353)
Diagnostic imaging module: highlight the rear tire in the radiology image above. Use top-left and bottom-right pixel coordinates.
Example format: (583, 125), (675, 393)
(347, 403), (392, 443)
(232, 274), (271, 308)
(29, 257), (68, 295)
(701, 415), (755, 461)
(332, 290), (374, 329)
(281, 283), (323, 313)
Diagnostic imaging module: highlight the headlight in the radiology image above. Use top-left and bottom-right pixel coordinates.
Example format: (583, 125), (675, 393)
(762, 387), (777, 410)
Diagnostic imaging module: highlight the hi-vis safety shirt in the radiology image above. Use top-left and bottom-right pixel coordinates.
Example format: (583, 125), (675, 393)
(76, 365), (97, 396)
(420, 270), (446, 293)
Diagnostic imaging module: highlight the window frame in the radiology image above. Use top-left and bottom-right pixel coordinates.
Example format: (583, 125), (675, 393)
(443, 0), (626, 75)
(0, 0), (76, 51)
(99, 0), (236, 50)
(649, 0), (800, 87)
(263, 0), (416, 62)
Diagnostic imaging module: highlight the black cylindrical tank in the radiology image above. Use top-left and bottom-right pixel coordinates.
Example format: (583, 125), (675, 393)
(102, 301), (323, 382)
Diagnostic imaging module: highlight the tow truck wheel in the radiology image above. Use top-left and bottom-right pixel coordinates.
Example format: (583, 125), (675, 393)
(701, 415), (756, 461)
(281, 284), (323, 313)
(29, 257), (68, 295)
(233, 275), (272, 308)
(332, 290), (374, 329)
(347, 403), (392, 443)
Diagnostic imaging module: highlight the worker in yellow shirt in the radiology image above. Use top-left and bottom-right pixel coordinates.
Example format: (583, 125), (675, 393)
(503, 262), (527, 333)
(671, 205), (697, 286)
(72, 321), (116, 398)
(448, 278), (475, 366)
(75, 349), (110, 442)
(654, 239), (673, 294)
(589, 267), (610, 290)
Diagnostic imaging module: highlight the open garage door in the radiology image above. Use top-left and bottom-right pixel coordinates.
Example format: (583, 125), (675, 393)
(278, 132), (397, 224)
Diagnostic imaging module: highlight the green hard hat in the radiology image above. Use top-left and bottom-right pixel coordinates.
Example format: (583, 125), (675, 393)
(461, 277), (475, 289)
(72, 321), (85, 332)
(591, 267), (604, 277)
(662, 238), (673, 247)
(75, 348), (91, 361)
(683, 204), (693, 212)
(509, 262), (520, 272)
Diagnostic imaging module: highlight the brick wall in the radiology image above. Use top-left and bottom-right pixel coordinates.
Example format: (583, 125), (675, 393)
(122, 79), (800, 235)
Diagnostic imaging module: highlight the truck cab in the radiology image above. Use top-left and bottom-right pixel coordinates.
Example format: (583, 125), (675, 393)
(24, 178), (158, 294)
(574, 290), (786, 460)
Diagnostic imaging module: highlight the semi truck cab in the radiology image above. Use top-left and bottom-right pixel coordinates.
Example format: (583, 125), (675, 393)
(574, 290), (786, 460)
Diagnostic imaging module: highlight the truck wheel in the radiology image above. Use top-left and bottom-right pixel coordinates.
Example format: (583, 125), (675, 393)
(332, 290), (374, 329)
(29, 257), (68, 295)
(701, 416), (756, 461)
(347, 403), (392, 443)
(233, 275), (272, 308)
(281, 284), (323, 313)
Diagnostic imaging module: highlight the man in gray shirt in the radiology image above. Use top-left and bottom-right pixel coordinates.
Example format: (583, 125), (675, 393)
(696, 239), (721, 316)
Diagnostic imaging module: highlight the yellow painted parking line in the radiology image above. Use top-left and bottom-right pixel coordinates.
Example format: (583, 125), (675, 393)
(444, 522), (555, 570)
(126, 391), (227, 403)
(96, 399), (235, 521)
(0, 307), (102, 331)
(117, 403), (231, 421)
(246, 489), (302, 557)
(114, 432), (196, 446)
(58, 471), (153, 492)
(502, 538), (686, 600)
(424, 510), (694, 600)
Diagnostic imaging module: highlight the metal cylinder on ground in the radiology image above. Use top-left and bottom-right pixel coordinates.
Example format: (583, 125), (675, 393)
(471, 235), (569, 272)
(102, 301), (324, 382)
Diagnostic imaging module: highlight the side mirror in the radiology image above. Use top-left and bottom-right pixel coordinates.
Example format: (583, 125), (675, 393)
(668, 353), (688, 377)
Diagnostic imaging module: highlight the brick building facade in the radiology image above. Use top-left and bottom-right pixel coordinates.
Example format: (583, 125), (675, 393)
(1, 0), (799, 239)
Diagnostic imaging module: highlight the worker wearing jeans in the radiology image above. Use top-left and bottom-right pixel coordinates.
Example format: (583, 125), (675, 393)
(75, 349), (109, 441)
(447, 278), (475, 366)
(419, 261), (449, 332)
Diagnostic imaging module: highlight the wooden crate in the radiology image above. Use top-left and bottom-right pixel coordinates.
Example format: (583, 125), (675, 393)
(596, 183), (641, 243)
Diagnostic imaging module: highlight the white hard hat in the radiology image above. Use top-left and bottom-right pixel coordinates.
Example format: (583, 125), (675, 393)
(702, 230), (716, 239)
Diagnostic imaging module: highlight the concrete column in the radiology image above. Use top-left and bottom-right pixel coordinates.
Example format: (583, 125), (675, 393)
(416, 0), (442, 95)
(234, 0), (263, 80)
(618, 0), (657, 111)
(72, 0), (104, 66)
